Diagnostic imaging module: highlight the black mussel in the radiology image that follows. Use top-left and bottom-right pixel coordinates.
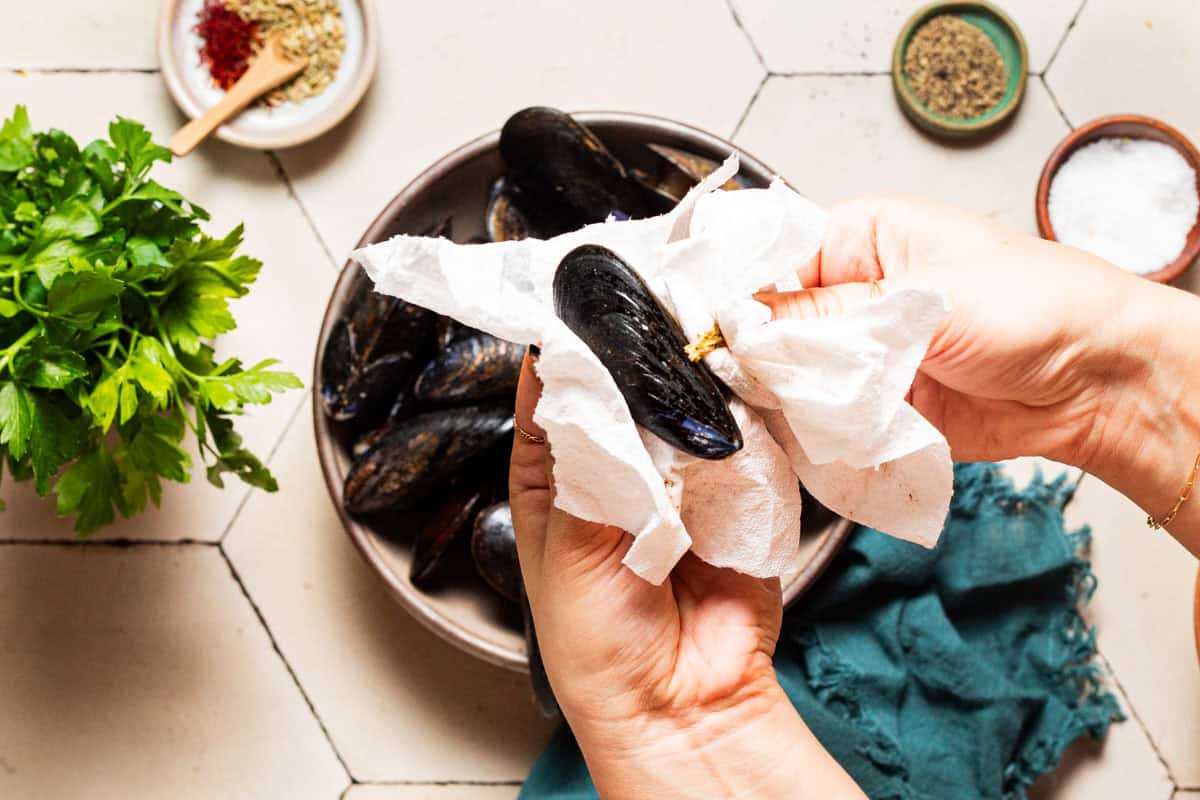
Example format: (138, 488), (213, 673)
(499, 107), (651, 229)
(521, 588), (559, 717)
(319, 318), (356, 413)
(648, 144), (749, 191)
(321, 274), (436, 423)
(486, 177), (577, 241)
(471, 502), (521, 603)
(321, 220), (449, 423)
(434, 317), (471, 350)
(629, 167), (683, 215)
(333, 352), (421, 424)
(553, 245), (742, 460)
(351, 418), (397, 458)
(360, 297), (437, 362)
(632, 144), (750, 206)
(799, 483), (839, 534)
(486, 178), (531, 242)
(343, 404), (514, 514)
(410, 487), (484, 587)
(413, 333), (524, 405)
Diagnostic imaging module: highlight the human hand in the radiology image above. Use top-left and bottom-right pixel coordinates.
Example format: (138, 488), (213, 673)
(509, 352), (863, 799)
(758, 194), (1200, 554)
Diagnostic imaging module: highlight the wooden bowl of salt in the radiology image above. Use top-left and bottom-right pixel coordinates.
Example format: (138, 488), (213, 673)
(1036, 114), (1200, 284)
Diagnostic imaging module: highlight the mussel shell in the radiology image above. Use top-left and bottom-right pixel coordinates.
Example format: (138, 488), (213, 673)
(646, 143), (749, 191)
(413, 333), (524, 405)
(333, 352), (421, 424)
(486, 176), (583, 241)
(553, 244), (742, 460)
(319, 318), (356, 417)
(486, 178), (532, 242)
(343, 404), (514, 514)
(499, 107), (650, 227)
(360, 297), (436, 362)
(521, 589), (559, 717)
(799, 483), (839, 534)
(321, 275), (436, 423)
(631, 144), (750, 206)
(351, 418), (397, 458)
(630, 167), (685, 213)
(410, 487), (484, 587)
(471, 502), (522, 603)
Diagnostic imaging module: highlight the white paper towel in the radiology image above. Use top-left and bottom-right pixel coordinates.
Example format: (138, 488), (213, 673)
(353, 156), (953, 584)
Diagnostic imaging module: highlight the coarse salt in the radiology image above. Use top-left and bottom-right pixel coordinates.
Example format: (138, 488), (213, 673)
(1048, 137), (1198, 275)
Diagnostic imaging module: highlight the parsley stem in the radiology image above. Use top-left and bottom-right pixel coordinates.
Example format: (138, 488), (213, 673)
(0, 326), (39, 375)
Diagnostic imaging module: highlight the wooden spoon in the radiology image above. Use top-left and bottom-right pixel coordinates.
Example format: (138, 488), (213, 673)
(170, 32), (307, 157)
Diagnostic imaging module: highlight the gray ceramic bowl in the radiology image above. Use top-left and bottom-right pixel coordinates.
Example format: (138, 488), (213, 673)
(313, 112), (854, 672)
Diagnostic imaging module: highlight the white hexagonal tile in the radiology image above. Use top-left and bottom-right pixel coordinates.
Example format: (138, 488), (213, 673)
(0, 0), (157, 70)
(734, 74), (1069, 232)
(1039, 0), (1200, 296)
(1028, 679), (1172, 800)
(0, 73), (333, 541)
(1047, 0), (1200, 138)
(224, 400), (557, 782)
(0, 544), (346, 797)
(276, 0), (764, 262)
(1062, 474), (1200, 786)
(728, 0), (1084, 74)
(345, 786), (518, 800)
(1000, 457), (1083, 491)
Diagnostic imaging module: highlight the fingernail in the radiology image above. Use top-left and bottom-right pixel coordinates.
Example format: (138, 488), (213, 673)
(528, 344), (541, 359)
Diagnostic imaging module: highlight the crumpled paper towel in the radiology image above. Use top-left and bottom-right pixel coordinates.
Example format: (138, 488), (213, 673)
(353, 156), (953, 585)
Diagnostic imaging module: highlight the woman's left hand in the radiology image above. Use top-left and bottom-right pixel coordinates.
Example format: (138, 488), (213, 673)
(509, 351), (864, 799)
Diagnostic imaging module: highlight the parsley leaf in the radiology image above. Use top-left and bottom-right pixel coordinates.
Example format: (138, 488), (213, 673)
(0, 106), (300, 533)
(0, 105), (34, 172)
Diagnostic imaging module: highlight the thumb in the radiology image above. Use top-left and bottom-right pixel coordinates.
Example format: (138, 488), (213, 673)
(754, 279), (891, 321)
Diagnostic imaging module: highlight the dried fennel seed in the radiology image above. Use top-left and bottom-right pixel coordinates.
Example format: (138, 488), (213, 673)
(903, 15), (1007, 119)
(226, 0), (345, 106)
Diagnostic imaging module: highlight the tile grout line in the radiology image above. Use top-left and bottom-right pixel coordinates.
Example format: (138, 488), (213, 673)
(4, 67), (160, 75)
(1040, 75), (1074, 131)
(350, 780), (525, 786)
(265, 150), (343, 272)
(0, 537), (217, 547)
(213, 394), (354, 780)
(722, 0), (768, 73)
(215, 542), (357, 782)
(217, 390), (310, 544)
(768, 69), (890, 78)
(1042, 0), (1089, 79)
(730, 72), (768, 141)
(1095, 649), (1178, 787)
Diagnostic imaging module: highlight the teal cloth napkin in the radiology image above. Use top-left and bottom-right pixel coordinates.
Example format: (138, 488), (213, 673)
(519, 463), (1122, 800)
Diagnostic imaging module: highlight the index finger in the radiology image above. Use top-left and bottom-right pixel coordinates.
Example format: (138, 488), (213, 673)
(792, 195), (890, 289)
(511, 347), (549, 495)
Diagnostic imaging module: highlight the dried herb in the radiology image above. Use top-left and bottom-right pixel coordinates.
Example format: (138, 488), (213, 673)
(903, 15), (1007, 120)
(195, 0), (260, 91)
(227, 0), (346, 106)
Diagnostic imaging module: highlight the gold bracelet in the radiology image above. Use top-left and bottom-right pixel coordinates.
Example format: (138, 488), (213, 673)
(1147, 449), (1200, 530)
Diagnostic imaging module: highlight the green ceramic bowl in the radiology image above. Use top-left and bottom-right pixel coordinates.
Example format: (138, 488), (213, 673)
(892, 0), (1028, 138)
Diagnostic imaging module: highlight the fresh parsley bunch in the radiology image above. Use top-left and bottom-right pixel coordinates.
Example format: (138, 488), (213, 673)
(0, 106), (301, 532)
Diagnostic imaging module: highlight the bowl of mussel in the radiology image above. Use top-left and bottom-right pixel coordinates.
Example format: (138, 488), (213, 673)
(315, 107), (855, 673)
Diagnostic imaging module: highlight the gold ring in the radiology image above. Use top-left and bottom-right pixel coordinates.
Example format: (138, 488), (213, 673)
(514, 416), (546, 445)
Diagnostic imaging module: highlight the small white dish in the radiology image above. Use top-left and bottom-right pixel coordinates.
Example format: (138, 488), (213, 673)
(158, 0), (378, 150)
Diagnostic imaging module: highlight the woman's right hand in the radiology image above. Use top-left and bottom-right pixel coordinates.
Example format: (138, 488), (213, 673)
(757, 194), (1200, 555)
